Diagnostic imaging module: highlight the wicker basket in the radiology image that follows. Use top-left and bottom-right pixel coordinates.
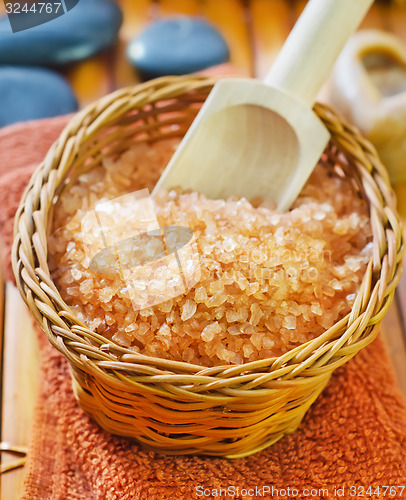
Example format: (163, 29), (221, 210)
(12, 76), (404, 458)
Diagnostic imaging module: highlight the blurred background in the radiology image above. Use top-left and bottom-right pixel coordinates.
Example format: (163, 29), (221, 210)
(0, 0), (405, 112)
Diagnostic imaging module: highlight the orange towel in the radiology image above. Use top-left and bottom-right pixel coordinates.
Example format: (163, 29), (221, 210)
(1, 112), (406, 500)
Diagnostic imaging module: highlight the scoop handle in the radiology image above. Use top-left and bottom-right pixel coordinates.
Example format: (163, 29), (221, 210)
(264, 0), (373, 107)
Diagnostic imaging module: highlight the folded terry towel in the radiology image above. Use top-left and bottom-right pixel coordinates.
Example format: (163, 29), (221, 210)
(1, 109), (406, 500)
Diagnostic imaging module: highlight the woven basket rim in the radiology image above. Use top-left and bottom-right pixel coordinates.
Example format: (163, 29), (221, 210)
(11, 75), (405, 381)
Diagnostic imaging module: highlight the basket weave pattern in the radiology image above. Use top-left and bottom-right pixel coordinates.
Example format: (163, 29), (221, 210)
(12, 76), (404, 458)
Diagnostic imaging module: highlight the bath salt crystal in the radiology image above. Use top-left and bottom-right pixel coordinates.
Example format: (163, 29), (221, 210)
(251, 249), (267, 264)
(311, 302), (323, 316)
(228, 325), (241, 336)
(250, 303), (263, 326)
(99, 288), (114, 303)
(157, 323), (171, 338)
(283, 316), (296, 330)
(345, 256), (363, 272)
(66, 241), (75, 252)
(222, 237), (236, 252)
(236, 275), (249, 291)
(48, 138), (372, 367)
(182, 347), (195, 362)
(313, 211), (326, 221)
(207, 292), (227, 307)
(329, 279), (342, 290)
(274, 227), (285, 245)
(218, 252), (234, 264)
(251, 332), (263, 349)
(209, 281), (224, 295)
(195, 286), (207, 302)
(181, 300), (197, 321)
(201, 322), (221, 342)
(262, 337), (275, 349)
(226, 309), (240, 323)
(243, 344), (254, 358)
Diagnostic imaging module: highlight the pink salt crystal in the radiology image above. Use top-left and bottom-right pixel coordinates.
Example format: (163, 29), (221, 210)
(194, 286), (207, 303)
(183, 347), (195, 362)
(216, 345), (229, 361)
(283, 316), (296, 330)
(222, 237), (236, 252)
(262, 337), (275, 349)
(345, 256), (364, 272)
(181, 300), (197, 321)
(246, 282), (260, 296)
(157, 323), (171, 336)
(201, 322), (221, 342)
(243, 344), (254, 358)
(237, 309), (249, 322)
(333, 220), (348, 235)
(157, 300), (173, 313)
(317, 313), (335, 329)
(208, 281), (224, 295)
(313, 211), (326, 221)
(218, 252), (235, 264)
(228, 325), (241, 336)
(207, 292), (227, 307)
(79, 279), (93, 295)
(251, 249), (267, 264)
(250, 303), (263, 326)
(311, 302), (323, 316)
(329, 279), (342, 290)
(99, 288), (114, 303)
(229, 352), (243, 364)
(251, 332), (263, 349)
(236, 275), (249, 291)
(214, 306), (225, 320)
(226, 309), (240, 323)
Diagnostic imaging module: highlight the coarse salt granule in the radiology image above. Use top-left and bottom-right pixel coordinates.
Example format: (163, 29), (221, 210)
(48, 138), (372, 367)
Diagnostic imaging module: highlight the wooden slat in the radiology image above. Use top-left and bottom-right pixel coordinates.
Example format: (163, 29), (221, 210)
(65, 55), (113, 107)
(250, 0), (291, 79)
(381, 296), (406, 398)
(1, 283), (40, 500)
(119, 0), (154, 41)
(387, 4), (406, 43)
(159, 0), (201, 16)
(203, 0), (253, 75)
(292, 0), (308, 21)
(112, 39), (141, 91)
(114, 0), (154, 90)
(0, 242), (4, 460)
(359, 3), (385, 30)
(394, 185), (406, 222)
(394, 255), (406, 329)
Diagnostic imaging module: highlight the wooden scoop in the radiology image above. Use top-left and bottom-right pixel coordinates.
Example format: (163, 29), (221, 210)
(153, 0), (373, 211)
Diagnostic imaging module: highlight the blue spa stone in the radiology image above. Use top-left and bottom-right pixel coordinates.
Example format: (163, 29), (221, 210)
(0, 0), (122, 66)
(0, 66), (78, 127)
(127, 17), (230, 78)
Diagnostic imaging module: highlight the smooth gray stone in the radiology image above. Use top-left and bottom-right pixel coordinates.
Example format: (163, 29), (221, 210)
(127, 17), (230, 78)
(0, 66), (78, 127)
(0, 0), (122, 65)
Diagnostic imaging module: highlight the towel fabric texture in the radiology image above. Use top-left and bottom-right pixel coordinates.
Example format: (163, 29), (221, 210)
(1, 112), (406, 500)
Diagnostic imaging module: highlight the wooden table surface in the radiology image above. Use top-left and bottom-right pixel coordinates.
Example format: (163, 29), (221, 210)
(1, 1), (406, 498)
